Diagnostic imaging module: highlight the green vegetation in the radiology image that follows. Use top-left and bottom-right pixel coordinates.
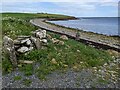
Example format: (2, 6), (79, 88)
(2, 13), (113, 80)
(23, 79), (32, 86)
(2, 52), (13, 74)
(98, 78), (109, 84)
(14, 76), (22, 81)
(2, 13), (75, 19)
(20, 64), (33, 76)
(18, 32), (112, 79)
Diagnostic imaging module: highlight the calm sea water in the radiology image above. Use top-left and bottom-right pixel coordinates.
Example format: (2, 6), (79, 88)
(49, 17), (119, 36)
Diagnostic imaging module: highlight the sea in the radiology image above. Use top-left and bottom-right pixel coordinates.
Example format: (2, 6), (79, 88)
(49, 17), (119, 36)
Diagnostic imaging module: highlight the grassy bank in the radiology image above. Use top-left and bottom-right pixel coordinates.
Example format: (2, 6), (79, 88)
(2, 13), (116, 81)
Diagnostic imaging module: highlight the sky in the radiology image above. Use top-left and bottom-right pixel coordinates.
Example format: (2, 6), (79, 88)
(1, 0), (119, 17)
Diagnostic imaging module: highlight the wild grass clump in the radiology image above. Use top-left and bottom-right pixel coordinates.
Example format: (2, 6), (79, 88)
(20, 64), (33, 76)
(23, 79), (32, 86)
(2, 52), (13, 74)
(14, 76), (22, 81)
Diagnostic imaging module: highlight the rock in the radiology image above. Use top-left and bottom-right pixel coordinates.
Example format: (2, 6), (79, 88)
(51, 58), (57, 64)
(73, 66), (77, 69)
(26, 39), (32, 46)
(17, 46), (29, 53)
(76, 31), (80, 40)
(77, 50), (80, 52)
(13, 40), (21, 45)
(35, 30), (46, 39)
(19, 60), (34, 64)
(21, 38), (29, 44)
(47, 34), (52, 39)
(58, 41), (64, 45)
(41, 39), (47, 43)
(30, 36), (42, 49)
(64, 64), (68, 68)
(3, 36), (17, 67)
(107, 50), (118, 56)
(51, 38), (60, 44)
(42, 30), (47, 38)
(29, 47), (34, 51)
(60, 35), (68, 40)
(17, 35), (30, 38)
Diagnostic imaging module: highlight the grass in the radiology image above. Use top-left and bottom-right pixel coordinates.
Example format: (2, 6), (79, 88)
(2, 13), (75, 20)
(2, 13), (113, 80)
(18, 32), (112, 79)
(14, 76), (22, 81)
(98, 78), (109, 84)
(20, 64), (33, 76)
(23, 79), (32, 86)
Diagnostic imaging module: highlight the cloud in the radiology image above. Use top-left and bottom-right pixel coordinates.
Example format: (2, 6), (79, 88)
(1, 0), (118, 17)
(2, 0), (119, 3)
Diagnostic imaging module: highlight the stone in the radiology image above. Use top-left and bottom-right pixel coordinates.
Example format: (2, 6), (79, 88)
(58, 41), (64, 45)
(77, 50), (80, 52)
(35, 30), (46, 39)
(51, 58), (57, 64)
(17, 46), (29, 53)
(76, 31), (80, 40)
(60, 35), (68, 40)
(17, 36), (30, 38)
(30, 36), (42, 49)
(64, 64), (68, 67)
(19, 60), (34, 64)
(21, 38), (29, 44)
(26, 39), (32, 46)
(29, 47), (34, 51)
(107, 49), (118, 56)
(51, 38), (60, 44)
(42, 30), (47, 38)
(13, 40), (21, 45)
(73, 66), (78, 69)
(3, 36), (17, 67)
(47, 34), (52, 39)
(41, 39), (47, 43)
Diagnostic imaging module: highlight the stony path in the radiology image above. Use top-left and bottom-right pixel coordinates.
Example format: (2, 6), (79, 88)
(30, 19), (120, 51)
(2, 68), (118, 88)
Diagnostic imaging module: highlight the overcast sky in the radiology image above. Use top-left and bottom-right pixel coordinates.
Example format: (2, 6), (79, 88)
(1, 0), (119, 17)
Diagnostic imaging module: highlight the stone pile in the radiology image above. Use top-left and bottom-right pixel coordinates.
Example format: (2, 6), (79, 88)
(3, 29), (47, 67)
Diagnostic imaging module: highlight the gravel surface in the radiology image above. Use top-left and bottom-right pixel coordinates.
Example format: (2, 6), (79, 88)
(2, 67), (119, 88)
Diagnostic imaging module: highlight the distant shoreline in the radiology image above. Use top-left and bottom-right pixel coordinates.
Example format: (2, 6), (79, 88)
(30, 18), (120, 52)
(46, 18), (120, 38)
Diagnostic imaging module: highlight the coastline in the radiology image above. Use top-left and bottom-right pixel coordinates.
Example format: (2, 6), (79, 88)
(30, 18), (120, 52)
(47, 18), (119, 38)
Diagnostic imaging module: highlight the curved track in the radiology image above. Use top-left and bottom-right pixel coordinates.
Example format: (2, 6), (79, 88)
(30, 19), (120, 52)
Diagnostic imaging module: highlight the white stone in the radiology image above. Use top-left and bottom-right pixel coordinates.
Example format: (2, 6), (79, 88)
(41, 39), (47, 43)
(26, 39), (31, 45)
(17, 46), (29, 53)
(29, 47), (34, 51)
(21, 38), (29, 44)
(60, 35), (68, 40)
(35, 30), (46, 39)
(42, 30), (46, 38)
